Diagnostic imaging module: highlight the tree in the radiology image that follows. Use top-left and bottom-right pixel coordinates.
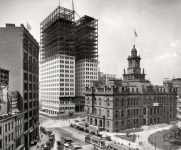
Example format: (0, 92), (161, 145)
(125, 130), (131, 137)
(168, 125), (181, 145)
(69, 111), (74, 117)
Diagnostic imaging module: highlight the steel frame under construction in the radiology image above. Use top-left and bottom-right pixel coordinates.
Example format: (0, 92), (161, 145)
(75, 15), (98, 61)
(40, 6), (75, 61)
(40, 6), (98, 62)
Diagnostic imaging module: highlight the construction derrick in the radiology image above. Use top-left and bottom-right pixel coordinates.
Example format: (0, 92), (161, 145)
(40, 6), (75, 60)
(75, 15), (98, 61)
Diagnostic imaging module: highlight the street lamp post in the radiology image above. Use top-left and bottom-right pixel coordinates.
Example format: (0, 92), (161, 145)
(59, 98), (61, 119)
(154, 131), (165, 150)
(155, 136), (156, 150)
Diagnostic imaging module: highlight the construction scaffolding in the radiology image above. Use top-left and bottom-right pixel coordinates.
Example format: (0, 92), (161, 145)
(40, 6), (75, 61)
(74, 15), (98, 61)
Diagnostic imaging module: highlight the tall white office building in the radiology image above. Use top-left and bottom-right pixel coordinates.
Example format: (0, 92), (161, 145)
(40, 7), (99, 114)
(40, 55), (75, 114)
(75, 59), (98, 96)
(40, 6), (76, 115)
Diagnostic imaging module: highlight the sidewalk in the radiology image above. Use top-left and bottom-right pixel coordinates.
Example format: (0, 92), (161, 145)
(30, 132), (50, 150)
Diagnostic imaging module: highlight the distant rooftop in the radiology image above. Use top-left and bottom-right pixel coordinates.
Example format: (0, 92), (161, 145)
(0, 111), (23, 122)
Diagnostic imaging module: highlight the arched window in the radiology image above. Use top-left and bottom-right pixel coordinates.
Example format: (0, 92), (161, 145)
(107, 110), (110, 117)
(99, 109), (101, 115)
(115, 110), (118, 118)
(107, 121), (109, 126)
(132, 88), (134, 92)
(143, 108), (146, 115)
(99, 99), (101, 105)
(115, 99), (118, 107)
(94, 108), (97, 114)
(115, 121), (118, 127)
(122, 110), (124, 117)
(154, 108), (156, 114)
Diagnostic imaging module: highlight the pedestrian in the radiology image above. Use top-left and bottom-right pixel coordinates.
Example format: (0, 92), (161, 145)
(129, 143), (130, 146)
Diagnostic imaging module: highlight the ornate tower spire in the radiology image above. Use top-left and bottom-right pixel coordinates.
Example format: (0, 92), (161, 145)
(123, 45), (146, 82)
(131, 45), (137, 57)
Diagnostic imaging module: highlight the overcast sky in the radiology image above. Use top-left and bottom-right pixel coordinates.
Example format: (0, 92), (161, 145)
(0, 0), (181, 85)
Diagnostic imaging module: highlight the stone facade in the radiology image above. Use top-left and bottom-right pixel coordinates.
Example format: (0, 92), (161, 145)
(85, 45), (177, 132)
(0, 112), (24, 150)
(172, 78), (181, 118)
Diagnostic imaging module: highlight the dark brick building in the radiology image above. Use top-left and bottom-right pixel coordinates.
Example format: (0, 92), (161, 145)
(0, 24), (39, 149)
(85, 45), (177, 132)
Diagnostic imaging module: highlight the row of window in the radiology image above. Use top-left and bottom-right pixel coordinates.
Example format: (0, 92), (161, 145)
(24, 63), (38, 74)
(41, 57), (74, 68)
(41, 83), (74, 88)
(41, 93), (74, 99)
(43, 100), (72, 104)
(43, 105), (74, 110)
(60, 60), (74, 64)
(24, 92), (38, 100)
(41, 65), (74, 73)
(23, 43), (38, 59)
(41, 74), (74, 80)
(76, 72), (97, 76)
(41, 69), (74, 76)
(40, 78), (74, 83)
(59, 88), (74, 91)
(24, 73), (38, 82)
(24, 52), (38, 64)
(24, 83), (38, 91)
(24, 101), (38, 109)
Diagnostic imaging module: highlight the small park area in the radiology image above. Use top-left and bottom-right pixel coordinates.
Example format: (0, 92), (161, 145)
(148, 125), (181, 150)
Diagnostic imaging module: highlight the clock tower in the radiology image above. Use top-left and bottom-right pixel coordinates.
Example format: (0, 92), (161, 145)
(123, 45), (146, 82)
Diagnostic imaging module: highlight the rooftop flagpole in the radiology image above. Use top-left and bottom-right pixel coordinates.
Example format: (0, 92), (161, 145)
(134, 28), (135, 45)
(72, 0), (75, 21)
(134, 28), (138, 46)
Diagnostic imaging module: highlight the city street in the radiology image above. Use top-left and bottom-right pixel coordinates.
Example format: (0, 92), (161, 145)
(39, 115), (94, 150)
(39, 115), (181, 150)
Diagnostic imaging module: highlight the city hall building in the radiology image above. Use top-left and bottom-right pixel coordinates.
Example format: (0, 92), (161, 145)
(85, 45), (177, 132)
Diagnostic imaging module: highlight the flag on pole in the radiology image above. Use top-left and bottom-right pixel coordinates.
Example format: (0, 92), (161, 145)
(134, 28), (138, 37)
(27, 22), (31, 30)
